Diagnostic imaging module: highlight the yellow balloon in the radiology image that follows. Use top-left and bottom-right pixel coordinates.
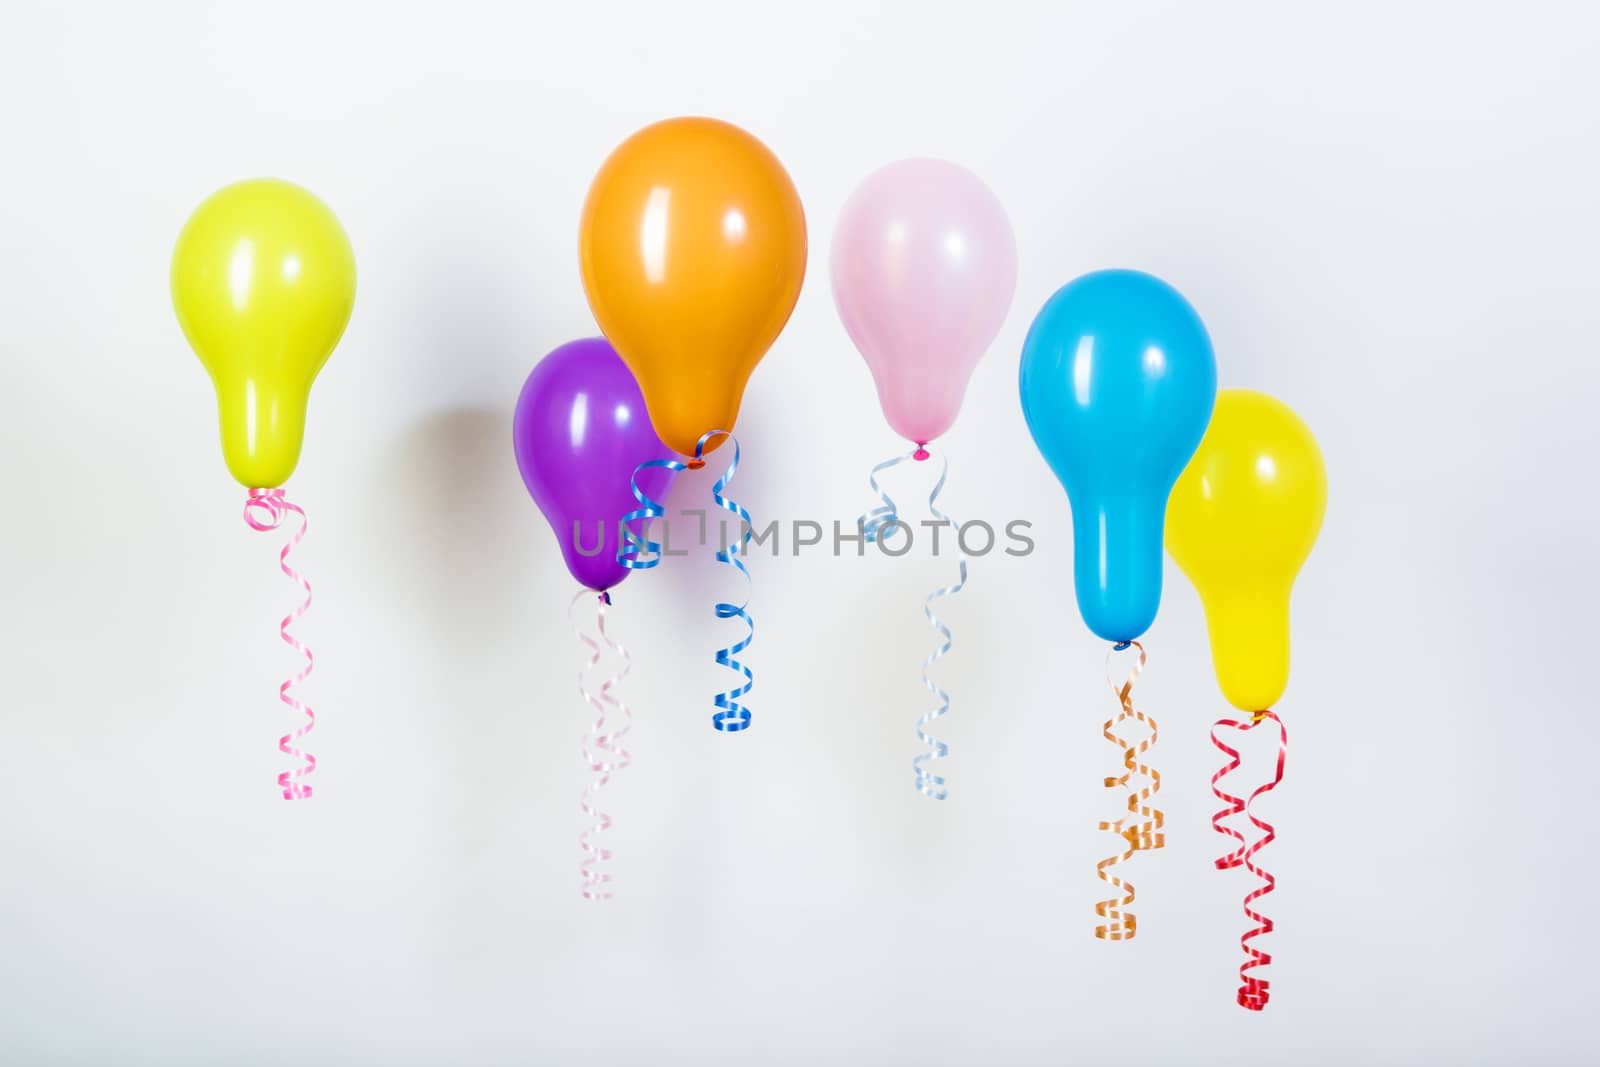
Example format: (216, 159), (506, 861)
(172, 179), (355, 488)
(1165, 389), (1326, 712)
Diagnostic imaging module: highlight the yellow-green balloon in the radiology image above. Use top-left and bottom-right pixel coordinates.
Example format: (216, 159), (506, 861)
(172, 179), (355, 488)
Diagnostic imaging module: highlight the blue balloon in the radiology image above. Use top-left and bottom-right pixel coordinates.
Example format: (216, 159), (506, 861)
(1018, 270), (1216, 642)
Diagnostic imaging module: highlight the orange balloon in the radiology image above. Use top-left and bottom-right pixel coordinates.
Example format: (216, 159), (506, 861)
(580, 117), (807, 459)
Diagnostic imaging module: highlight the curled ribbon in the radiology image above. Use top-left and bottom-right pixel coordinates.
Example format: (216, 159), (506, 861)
(618, 455), (691, 572)
(1095, 641), (1164, 940)
(702, 431), (753, 733)
(1211, 709), (1288, 1010)
(573, 588), (633, 901)
(858, 448), (967, 800)
(616, 432), (753, 733)
(242, 488), (316, 800)
(858, 451), (909, 545)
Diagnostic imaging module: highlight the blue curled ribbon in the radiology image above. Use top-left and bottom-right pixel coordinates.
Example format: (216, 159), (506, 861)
(617, 431), (753, 733)
(703, 431), (754, 733)
(857, 448), (968, 800)
(618, 455), (691, 571)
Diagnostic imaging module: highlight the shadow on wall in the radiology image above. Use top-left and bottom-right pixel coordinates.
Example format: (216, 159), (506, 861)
(361, 405), (579, 942)
(366, 405), (553, 645)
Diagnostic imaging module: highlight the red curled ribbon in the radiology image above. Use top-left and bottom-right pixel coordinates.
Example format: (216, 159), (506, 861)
(1095, 641), (1164, 941)
(1210, 709), (1288, 1010)
(242, 488), (316, 800)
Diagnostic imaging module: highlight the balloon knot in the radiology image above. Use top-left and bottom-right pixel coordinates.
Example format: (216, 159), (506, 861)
(912, 446), (931, 462)
(1113, 640), (1132, 651)
(686, 458), (706, 471)
(243, 487), (291, 531)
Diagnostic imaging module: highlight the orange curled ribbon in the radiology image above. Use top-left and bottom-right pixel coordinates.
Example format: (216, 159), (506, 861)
(1095, 641), (1164, 940)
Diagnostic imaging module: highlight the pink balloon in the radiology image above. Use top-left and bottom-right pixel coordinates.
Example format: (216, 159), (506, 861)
(831, 159), (1017, 446)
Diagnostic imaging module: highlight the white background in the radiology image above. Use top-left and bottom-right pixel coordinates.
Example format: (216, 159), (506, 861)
(2, 1), (1597, 1063)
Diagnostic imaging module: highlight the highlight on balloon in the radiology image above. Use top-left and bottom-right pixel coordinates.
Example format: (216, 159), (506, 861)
(581, 115), (807, 736)
(1167, 388), (1325, 1009)
(832, 156), (1016, 800)
(513, 337), (679, 899)
(160, 120), (1328, 1013)
(1019, 268), (1217, 940)
(171, 177), (356, 800)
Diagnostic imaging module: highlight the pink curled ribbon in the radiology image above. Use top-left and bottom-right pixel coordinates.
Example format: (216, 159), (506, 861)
(572, 589), (633, 901)
(242, 488), (316, 800)
(1211, 709), (1288, 1010)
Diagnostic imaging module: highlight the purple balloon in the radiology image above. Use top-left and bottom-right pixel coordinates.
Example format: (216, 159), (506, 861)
(514, 338), (678, 592)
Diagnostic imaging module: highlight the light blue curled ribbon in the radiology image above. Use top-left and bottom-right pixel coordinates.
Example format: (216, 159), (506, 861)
(618, 431), (753, 733)
(858, 448), (968, 800)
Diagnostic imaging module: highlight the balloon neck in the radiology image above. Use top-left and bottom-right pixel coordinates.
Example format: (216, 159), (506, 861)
(1071, 498), (1165, 642)
(599, 590), (612, 605)
(912, 445), (931, 462)
(215, 376), (308, 489)
(1201, 582), (1293, 713)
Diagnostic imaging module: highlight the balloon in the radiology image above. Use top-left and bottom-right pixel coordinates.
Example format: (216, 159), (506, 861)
(1019, 270), (1216, 642)
(1166, 390), (1326, 711)
(832, 158), (1016, 446)
(579, 117), (807, 458)
(514, 338), (678, 592)
(172, 178), (356, 488)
